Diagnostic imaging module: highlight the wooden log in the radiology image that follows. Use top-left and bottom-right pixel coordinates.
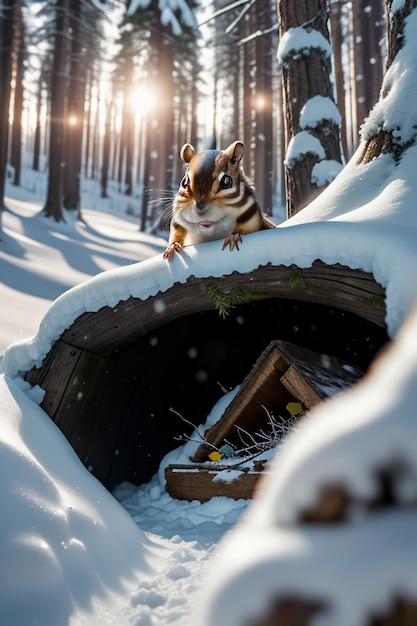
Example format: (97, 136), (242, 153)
(21, 261), (386, 492)
(58, 262), (386, 356)
(165, 465), (265, 502)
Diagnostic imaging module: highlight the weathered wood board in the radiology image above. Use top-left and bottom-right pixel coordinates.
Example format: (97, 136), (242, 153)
(52, 261), (386, 356)
(165, 464), (266, 502)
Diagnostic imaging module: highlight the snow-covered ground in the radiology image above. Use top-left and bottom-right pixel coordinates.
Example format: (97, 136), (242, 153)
(0, 174), (167, 353)
(0, 174), (254, 626)
(2, 139), (417, 623)
(1, 7), (417, 622)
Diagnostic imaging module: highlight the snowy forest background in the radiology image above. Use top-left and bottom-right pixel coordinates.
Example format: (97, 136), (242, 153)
(0, 0), (387, 231)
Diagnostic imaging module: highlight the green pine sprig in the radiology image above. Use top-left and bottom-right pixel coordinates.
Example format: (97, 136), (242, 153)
(203, 281), (254, 318)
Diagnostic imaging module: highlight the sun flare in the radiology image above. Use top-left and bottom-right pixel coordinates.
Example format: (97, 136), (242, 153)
(129, 86), (156, 114)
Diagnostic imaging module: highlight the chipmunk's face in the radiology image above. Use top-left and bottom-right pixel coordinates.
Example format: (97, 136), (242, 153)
(173, 141), (246, 244)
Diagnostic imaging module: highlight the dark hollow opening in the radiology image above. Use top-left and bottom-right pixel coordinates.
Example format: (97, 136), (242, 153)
(84, 297), (389, 491)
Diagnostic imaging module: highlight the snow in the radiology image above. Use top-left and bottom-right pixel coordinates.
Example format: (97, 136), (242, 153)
(300, 95), (342, 129)
(311, 159), (344, 185)
(284, 129), (326, 167)
(361, 10), (417, 146)
(1, 6), (417, 624)
(196, 308), (417, 626)
(196, 511), (417, 626)
(0, 374), (165, 626)
(277, 25), (332, 65)
(0, 180), (249, 625)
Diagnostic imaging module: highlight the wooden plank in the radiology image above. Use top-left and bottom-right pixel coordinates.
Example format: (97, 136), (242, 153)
(277, 342), (363, 401)
(30, 341), (83, 418)
(53, 351), (114, 461)
(165, 466), (265, 502)
(280, 364), (323, 408)
(24, 341), (61, 388)
(192, 346), (295, 462)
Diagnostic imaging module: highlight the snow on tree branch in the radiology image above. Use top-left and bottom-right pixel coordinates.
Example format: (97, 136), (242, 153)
(284, 131), (326, 168)
(277, 26), (332, 66)
(300, 95), (342, 130)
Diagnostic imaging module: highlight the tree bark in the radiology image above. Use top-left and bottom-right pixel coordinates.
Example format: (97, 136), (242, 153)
(43, 0), (69, 222)
(0, 0), (14, 213)
(357, 0), (417, 164)
(277, 0), (343, 218)
(101, 100), (112, 199)
(330, 0), (349, 159)
(33, 77), (43, 172)
(63, 0), (86, 216)
(143, 25), (175, 223)
(253, 3), (274, 216)
(10, 0), (24, 187)
(351, 0), (385, 148)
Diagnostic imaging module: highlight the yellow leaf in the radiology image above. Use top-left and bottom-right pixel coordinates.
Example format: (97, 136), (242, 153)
(208, 451), (222, 461)
(286, 401), (303, 416)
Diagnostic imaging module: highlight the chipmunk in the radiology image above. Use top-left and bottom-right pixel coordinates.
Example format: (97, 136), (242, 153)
(162, 140), (276, 261)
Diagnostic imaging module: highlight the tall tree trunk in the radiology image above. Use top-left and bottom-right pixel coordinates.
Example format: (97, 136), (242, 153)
(84, 70), (94, 178)
(122, 75), (134, 196)
(43, 0), (69, 222)
(253, 3), (274, 216)
(101, 99), (112, 199)
(0, 0), (14, 214)
(330, 0), (349, 160)
(242, 38), (254, 179)
(351, 0), (385, 147)
(212, 77), (218, 148)
(10, 0), (24, 187)
(357, 0), (417, 164)
(144, 26), (175, 221)
(33, 77), (43, 172)
(190, 77), (199, 149)
(277, 0), (343, 218)
(140, 121), (151, 231)
(63, 0), (86, 215)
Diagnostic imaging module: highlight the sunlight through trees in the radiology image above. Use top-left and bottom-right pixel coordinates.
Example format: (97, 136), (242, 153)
(0, 0), (387, 225)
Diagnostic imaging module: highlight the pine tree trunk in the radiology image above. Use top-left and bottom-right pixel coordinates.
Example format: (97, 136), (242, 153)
(0, 0), (14, 211)
(278, 0), (343, 218)
(43, 0), (68, 222)
(10, 0), (24, 187)
(101, 100), (111, 199)
(330, 0), (348, 160)
(145, 26), (175, 221)
(63, 0), (86, 216)
(254, 3), (274, 216)
(357, 0), (417, 164)
(33, 78), (43, 172)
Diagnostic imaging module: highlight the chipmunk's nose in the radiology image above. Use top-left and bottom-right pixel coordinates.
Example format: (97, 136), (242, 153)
(196, 200), (207, 213)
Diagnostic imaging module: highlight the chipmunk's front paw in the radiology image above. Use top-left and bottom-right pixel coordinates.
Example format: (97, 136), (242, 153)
(163, 242), (183, 261)
(222, 233), (242, 251)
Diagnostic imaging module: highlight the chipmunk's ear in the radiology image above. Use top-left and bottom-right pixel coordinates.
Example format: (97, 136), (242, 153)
(180, 143), (194, 163)
(224, 141), (244, 164)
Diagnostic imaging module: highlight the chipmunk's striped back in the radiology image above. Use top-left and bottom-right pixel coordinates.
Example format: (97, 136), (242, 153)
(163, 140), (276, 261)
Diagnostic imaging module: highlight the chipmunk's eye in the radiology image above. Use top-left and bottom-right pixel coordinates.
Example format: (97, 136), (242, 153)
(180, 175), (189, 189)
(219, 174), (233, 189)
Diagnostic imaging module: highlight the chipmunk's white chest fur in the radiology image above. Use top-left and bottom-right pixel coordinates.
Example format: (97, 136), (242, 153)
(176, 204), (237, 245)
